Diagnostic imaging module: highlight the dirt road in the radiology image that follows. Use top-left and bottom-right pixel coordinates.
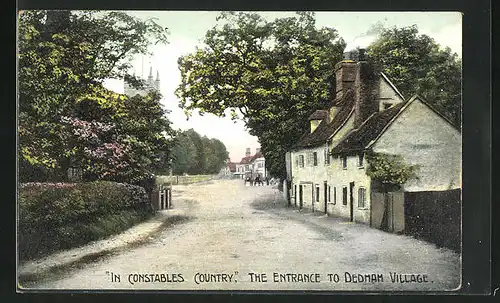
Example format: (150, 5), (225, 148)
(29, 179), (461, 292)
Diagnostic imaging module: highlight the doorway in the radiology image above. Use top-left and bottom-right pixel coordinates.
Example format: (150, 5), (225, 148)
(349, 182), (355, 222)
(323, 181), (328, 214)
(294, 185), (297, 207)
(299, 185), (303, 209)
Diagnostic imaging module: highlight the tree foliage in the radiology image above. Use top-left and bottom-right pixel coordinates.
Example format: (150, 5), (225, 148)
(169, 129), (229, 175)
(365, 152), (420, 192)
(18, 10), (172, 183)
(367, 25), (462, 126)
(176, 12), (346, 178)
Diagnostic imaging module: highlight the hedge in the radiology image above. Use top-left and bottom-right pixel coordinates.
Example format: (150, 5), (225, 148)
(18, 181), (153, 261)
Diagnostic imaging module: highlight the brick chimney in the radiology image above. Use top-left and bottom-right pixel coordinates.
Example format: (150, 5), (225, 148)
(353, 51), (380, 127)
(334, 53), (358, 101)
(335, 49), (380, 127)
(245, 148), (251, 157)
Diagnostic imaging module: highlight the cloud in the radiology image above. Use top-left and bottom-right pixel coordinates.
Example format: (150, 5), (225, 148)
(426, 23), (462, 57)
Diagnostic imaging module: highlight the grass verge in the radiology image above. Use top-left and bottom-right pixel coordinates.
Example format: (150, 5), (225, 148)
(18, 214), (191, 288)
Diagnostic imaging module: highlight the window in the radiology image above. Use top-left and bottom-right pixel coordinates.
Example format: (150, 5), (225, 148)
(358, 153), (364, 167)
(341, 156), (347, 169)
(258, 162), (264, 168)
(306, 152), (314, 166)
(334, 187), (337, 205)
(315, 184), (320, 202)
(295, 156), (299, 168)
(324, 148), (330, 165)
(299, 155), (305, 168)
(342, 186), (348, 205)
(358, 187), (366, 208)
(245, 165), (249, 171)
(328, 185), (331, 202)
(313, 152), (318, 166)
(383, 102), (392, 110)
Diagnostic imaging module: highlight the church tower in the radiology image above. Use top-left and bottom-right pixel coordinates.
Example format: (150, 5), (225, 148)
(124, 65), (160, 97)
(147, 66), (154, 87)
(155, 70), (160, 90)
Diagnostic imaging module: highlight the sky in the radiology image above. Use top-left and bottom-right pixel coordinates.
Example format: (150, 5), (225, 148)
(103, 11), (462, 163)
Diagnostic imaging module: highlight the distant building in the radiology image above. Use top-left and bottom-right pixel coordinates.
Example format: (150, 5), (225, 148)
(234, 148), (269, 180)
(219, 161), (237, 177)
(235, 155), (253, 179)
(124, 66), (160, 97)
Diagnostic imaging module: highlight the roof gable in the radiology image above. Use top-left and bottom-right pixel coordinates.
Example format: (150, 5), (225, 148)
(380, 72), (405, 101)
(332, 102), (406, 154)
(332, 94), (460, 154)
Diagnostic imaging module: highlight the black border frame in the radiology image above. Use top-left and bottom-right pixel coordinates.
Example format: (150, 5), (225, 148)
(8, 0), (492, 299)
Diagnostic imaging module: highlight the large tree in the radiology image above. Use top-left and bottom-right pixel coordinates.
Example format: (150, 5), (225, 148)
(202, 137), (229, 174)
(18, 10), (170, 181)
(170, 130), (197, 175)
(367, 25), (462, 126)
(176, 12), (346, 179)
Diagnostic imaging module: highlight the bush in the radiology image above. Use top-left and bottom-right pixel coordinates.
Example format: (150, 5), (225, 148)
(18, 181), (153, 261)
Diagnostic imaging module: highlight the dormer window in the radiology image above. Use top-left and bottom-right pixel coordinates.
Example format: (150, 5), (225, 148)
(310, 120), (321, 133)
(383, 102), (392, 110)
(308, 110), (328, 132)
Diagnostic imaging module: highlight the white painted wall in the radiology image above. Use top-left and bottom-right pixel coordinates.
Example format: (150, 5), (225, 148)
(290, 146), (328, 211)
(371, 98), (462, 191)
(326, 154), (372, 224)
(252, 157), (267, 178)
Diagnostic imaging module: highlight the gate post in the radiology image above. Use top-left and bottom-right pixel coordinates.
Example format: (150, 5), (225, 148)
(168, 187), (172, 208)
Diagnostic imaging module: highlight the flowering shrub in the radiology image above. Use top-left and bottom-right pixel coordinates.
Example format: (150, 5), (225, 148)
(18, 181), (152, 260)
(60, 116), (132, 180)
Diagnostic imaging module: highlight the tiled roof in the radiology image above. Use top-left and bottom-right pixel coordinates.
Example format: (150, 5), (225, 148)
(332, 102), (406, 154)
(251, 152), (263, 162)
(308, 110), (328, 120)
(228, 162), (237, 172)
(239, 156), (253, 164)
(294, 90), (356, 149)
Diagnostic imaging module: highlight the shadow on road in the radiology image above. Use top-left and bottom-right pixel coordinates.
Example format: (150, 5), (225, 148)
(250, 196), (288, 211)
(250, 195), (345, 242)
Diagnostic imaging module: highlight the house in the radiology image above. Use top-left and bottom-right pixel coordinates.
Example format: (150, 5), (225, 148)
(219, 162), (237, 178)
(228, 162), (237, 174)
(235, 148), (253, 179)
(287, 49), (461, 230)
(234, 147), (269, 180)
(250, 148), (269, 180)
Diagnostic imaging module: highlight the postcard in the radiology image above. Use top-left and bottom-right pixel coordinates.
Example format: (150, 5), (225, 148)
(17, 10), (462, 292)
